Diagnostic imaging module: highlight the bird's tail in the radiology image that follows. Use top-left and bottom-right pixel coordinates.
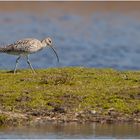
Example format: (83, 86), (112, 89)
(0, 41), (9, 53)
(0, 47), (8, 53)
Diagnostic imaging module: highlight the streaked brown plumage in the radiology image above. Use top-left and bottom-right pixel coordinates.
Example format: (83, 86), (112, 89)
(0, 37), (59, 74)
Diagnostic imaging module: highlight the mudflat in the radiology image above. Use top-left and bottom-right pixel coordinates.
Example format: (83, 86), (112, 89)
(0, 1), (140, 14)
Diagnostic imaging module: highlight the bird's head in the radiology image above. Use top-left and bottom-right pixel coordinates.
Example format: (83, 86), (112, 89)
(41, 37), (52, 47)
(41, 37), (59, 62)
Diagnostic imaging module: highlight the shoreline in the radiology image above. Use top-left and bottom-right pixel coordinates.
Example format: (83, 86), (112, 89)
(1, 108), (140, 127)
(1, 109), (140, 127)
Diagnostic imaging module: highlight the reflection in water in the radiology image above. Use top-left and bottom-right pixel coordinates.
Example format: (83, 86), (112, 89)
(0, 123), (140, 139)
(0, 12), (140, 70)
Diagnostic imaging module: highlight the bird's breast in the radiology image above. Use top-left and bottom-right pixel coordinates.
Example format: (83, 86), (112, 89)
(27, 45), (43, 54)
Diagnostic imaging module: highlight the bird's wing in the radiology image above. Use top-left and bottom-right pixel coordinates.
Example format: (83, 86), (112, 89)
(4, 38), (41, 53)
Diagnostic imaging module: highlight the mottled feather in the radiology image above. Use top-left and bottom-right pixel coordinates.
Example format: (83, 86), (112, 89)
(0, 38), (43, 55)
(0, 37), (58, 74)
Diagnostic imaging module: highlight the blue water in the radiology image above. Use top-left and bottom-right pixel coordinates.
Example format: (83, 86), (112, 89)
(0, 123), (140, 139)
(0, 12), (140, 70)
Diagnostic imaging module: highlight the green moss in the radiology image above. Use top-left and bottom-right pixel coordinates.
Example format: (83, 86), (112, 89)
(0, 114), (8, 125)
(0, 67), (140, 117)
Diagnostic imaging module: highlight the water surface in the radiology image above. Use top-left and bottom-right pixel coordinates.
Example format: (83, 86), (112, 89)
(0, 123), (140, 139)
(0, 11), (140, 70)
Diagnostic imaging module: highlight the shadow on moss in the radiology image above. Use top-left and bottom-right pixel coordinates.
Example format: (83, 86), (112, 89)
(41, 72), (74, 85)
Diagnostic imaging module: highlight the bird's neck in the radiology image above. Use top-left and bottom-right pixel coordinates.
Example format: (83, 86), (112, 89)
(41, 40), (46, 48)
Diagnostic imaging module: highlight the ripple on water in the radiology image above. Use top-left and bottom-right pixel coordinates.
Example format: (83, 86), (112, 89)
(0, 12), (140, 70)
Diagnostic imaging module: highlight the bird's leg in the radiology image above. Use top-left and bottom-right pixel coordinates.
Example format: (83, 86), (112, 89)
(26, 55), (36, 74)
(14, 56), (21, 74)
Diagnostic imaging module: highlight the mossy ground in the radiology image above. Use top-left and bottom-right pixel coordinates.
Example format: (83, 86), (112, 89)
(0, 67), (140, 125)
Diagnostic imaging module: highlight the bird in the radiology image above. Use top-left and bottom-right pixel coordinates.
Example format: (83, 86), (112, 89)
(0, 37), (59, 74)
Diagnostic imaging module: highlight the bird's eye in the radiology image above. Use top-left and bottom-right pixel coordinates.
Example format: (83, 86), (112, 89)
(48, 39), (51, 43)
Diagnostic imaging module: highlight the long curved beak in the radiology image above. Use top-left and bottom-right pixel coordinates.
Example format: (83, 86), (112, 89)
(50, 46), (59, 63)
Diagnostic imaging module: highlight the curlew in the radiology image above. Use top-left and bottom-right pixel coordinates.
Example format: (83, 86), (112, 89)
(0, 37), (59, 74)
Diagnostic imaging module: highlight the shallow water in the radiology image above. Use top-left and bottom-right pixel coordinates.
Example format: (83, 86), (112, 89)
(0, 11), (140, 70)
(0, 123), (140, 139)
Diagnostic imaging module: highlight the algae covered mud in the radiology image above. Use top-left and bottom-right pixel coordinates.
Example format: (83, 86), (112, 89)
(0, 67), (140, 126)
